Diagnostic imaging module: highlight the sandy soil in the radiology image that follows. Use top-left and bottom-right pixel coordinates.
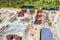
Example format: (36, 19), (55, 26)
(57, 14), (60, 27)
(0, 8), (59, 40)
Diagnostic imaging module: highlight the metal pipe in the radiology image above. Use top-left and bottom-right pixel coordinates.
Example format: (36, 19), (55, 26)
(0, 25), (8, 34)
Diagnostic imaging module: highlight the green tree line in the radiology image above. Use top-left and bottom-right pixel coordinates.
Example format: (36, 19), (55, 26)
(0, 0), (60, 8)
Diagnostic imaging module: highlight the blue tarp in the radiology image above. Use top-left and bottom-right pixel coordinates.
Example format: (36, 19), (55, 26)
(21, 6), (34, 9)
(40, 28), (53, 40)
(49, 8), (56, 10)
(42, 8), (56, 10)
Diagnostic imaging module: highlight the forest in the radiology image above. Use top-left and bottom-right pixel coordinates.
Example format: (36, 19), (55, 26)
(0, 0), (60, 9)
